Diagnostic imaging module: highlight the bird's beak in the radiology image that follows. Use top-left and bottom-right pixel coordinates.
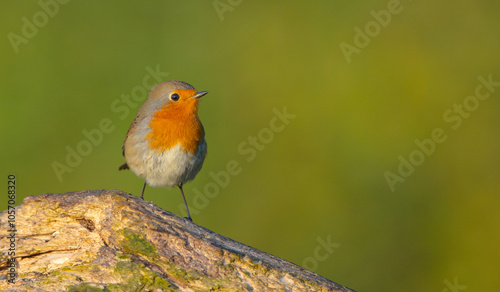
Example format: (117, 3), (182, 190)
(192, 91), (208, 99)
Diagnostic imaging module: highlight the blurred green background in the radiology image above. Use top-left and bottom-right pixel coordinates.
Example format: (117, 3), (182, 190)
(1, 1), (500, 291)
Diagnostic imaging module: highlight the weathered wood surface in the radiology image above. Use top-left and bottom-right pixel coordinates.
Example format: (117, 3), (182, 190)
(0, 190), (355, 291)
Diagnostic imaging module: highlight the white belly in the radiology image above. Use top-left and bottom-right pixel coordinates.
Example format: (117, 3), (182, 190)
(127, 141), (207, 188)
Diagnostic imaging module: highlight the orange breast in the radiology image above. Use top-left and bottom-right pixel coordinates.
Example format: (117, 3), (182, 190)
(146, 91), (203, 154)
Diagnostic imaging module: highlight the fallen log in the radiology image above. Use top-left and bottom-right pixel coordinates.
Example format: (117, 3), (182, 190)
(0, 190), (355, 291)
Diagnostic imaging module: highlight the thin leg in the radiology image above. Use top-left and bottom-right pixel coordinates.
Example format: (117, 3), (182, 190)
(178, 184), (192, 222)
(141, 181), (147, 199)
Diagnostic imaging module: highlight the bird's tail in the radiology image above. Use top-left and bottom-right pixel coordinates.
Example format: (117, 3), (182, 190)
(118, 163), (129, 170)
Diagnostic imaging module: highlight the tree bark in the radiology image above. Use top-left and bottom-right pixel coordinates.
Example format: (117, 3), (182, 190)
(0, 190), (355, 291)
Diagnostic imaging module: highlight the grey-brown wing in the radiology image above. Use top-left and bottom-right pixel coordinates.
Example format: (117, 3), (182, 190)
(119, 113), (141, 170)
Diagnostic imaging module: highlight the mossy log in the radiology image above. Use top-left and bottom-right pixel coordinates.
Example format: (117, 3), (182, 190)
(0, 190), (355, 291)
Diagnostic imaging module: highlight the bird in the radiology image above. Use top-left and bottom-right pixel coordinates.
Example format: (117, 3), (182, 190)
(119, 80), (208, 221)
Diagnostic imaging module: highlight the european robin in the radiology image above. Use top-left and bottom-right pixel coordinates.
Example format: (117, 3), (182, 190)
(119, 80), (208, 221)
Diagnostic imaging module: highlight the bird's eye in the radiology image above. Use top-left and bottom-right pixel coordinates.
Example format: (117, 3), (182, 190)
(170, 93), (180, 101)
